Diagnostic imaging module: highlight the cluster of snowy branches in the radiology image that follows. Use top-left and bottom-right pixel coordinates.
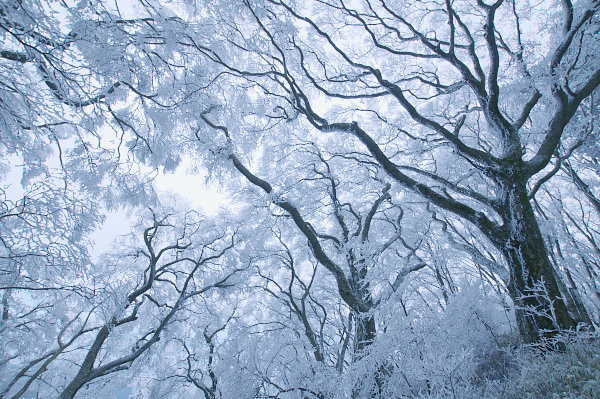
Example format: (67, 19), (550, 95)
(1, 0), (600, 397)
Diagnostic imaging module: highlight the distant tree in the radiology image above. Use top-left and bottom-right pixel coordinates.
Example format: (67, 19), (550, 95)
(0, 3), (178, 396)
(1, 209), (241, 399)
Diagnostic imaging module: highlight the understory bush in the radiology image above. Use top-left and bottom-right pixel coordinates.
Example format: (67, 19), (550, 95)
(414, 332), (600, 399)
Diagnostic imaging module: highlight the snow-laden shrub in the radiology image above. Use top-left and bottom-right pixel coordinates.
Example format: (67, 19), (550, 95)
(409, 332), (600, 399)
(348, 282), (599, 399)
(345, 285), (514, 398)
(502, 335), (600, 399)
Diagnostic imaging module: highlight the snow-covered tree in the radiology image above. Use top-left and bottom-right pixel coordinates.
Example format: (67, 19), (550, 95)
(3, 0), (600, 398)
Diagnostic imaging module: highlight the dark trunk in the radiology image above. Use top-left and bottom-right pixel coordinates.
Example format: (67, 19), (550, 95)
(353, 319), (390, 399)
(351, 313), (380, 399)
(351, 266), (380, 397)
(58, 376), (90, 399)
(57, 325), (110, 399)
(498, 174), (579, 343)
(355, 314), (376, 353)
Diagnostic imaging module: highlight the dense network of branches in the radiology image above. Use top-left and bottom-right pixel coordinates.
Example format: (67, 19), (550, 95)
(1, 0), (600, 398)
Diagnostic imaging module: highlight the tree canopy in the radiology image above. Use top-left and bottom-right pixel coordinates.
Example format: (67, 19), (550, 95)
(1, 0), (600, 398)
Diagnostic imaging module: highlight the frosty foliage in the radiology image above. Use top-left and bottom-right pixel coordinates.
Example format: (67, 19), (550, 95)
(2, 0), (600, 398)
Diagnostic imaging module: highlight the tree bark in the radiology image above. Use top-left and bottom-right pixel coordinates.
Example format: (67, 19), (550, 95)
(355, 315), (376, 353)
(57, 326), (110, 399)
(497, 169), (578, 343)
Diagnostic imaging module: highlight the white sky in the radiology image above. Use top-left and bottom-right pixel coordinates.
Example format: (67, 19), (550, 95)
(91, 159), (229, 258)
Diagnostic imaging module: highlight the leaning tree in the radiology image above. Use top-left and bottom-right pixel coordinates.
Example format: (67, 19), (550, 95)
(180, 0), (600, 344)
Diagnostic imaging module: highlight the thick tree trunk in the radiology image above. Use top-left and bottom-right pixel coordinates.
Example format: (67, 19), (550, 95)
(58, 376), (90, 399)
(58, 325), (110, 399)
(355, 314), (376, 353)
(352, 314), (380, 398)
(351, 278), (380, 397)
(498, 176), (579, 343)
(57, 325), (109, 399)
(352, 268), (376, 353)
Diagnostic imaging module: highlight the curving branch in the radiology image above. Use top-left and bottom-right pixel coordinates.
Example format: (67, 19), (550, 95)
(200, 110), (367, 314)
